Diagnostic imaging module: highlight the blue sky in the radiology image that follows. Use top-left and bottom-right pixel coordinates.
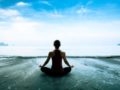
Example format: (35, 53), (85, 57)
(0, 0), (120, 48)
(0, 0), (120, 20)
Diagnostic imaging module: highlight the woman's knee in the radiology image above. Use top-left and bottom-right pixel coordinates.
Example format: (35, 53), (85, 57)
(63, 67), (71, 74)
(41, 67), (45, 72)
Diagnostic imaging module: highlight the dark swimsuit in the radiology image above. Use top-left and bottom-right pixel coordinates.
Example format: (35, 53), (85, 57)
(41, 50), (71, 76)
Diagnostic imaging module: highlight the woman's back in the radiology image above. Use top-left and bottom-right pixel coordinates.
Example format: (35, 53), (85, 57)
(51, 50), (63, 71)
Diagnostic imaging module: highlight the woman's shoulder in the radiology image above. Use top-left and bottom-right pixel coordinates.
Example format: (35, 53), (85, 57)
(48, 50), (55, 56)
(49, 50), (66, 54)
(49, 51), (54, 54)
(59, 50), (66, 56)
(60, 51), (65, 54)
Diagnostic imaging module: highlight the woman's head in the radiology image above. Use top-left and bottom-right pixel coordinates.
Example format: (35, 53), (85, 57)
(54, 40), (61, 49)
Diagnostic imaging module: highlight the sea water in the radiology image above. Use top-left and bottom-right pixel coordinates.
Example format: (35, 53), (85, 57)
(0, 56), (120, 90)
(0, 46), (120, 90)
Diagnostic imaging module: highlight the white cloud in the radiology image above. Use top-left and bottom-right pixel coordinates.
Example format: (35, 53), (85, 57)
(64, 4), (94, 15)
(0, 7), (120, 47)
(0, 19), (45, 46)
(38, 10), (64, 18)
(0, 18), (120, 47)
(40, 0), (52, 6)
(47, 11), (64, 18)
(0, 8), (20, 18)
(76, 6), (92, 14)
(0, 8), (29, 22)
(16, 1), (30, 7)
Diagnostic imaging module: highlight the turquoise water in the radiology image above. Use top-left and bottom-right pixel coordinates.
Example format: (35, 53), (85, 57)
(0, 56), (120, 90)
(0, 46), (120, 90)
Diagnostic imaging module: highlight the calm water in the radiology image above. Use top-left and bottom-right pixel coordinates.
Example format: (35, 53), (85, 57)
(0, 46), (120, 90)
(0, 46), (120, 56)
(0, 56), (120, 90)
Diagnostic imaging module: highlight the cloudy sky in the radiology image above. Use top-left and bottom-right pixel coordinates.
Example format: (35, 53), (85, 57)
(0, 0), (120, 48)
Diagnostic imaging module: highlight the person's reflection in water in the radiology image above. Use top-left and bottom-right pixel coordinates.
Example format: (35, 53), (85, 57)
(39, 40), (73, 76)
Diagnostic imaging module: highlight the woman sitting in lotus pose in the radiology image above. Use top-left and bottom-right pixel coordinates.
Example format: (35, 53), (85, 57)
(39, 40), (73, 76)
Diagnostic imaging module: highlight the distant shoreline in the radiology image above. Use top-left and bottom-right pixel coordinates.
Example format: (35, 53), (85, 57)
(0, 42), (8, 46)
(0, 55), (120, 58)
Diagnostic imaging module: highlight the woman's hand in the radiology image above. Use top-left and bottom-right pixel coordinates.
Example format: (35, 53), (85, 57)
(39, 65), (43, 68)
(70, 65), (74, 68)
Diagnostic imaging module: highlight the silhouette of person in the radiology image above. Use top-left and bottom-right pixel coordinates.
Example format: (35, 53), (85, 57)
(39, 40), (73, 76)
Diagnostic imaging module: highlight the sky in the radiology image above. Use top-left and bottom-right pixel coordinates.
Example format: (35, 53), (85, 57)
(0, 0), (120, 48)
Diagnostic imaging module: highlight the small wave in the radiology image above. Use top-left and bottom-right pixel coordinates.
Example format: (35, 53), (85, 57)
(0, 56), (47, 59)
(0, 55), (120, 59)
(66, 55), (120, 59)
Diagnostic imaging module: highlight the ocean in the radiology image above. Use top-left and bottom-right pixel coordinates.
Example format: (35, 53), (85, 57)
(0, 46), (120, 90)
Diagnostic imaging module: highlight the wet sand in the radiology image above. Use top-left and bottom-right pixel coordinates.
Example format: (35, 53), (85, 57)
(0, 56), (120, 90)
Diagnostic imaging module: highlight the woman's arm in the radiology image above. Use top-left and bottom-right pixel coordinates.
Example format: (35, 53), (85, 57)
(40, 52), (51, 67)
(63, 52), (73, 67)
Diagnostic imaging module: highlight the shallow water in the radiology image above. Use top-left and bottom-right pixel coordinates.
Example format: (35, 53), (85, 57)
(0, 56), (120, 90)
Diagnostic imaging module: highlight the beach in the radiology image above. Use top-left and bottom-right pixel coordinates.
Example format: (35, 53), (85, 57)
(0, 56), (120, 90)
